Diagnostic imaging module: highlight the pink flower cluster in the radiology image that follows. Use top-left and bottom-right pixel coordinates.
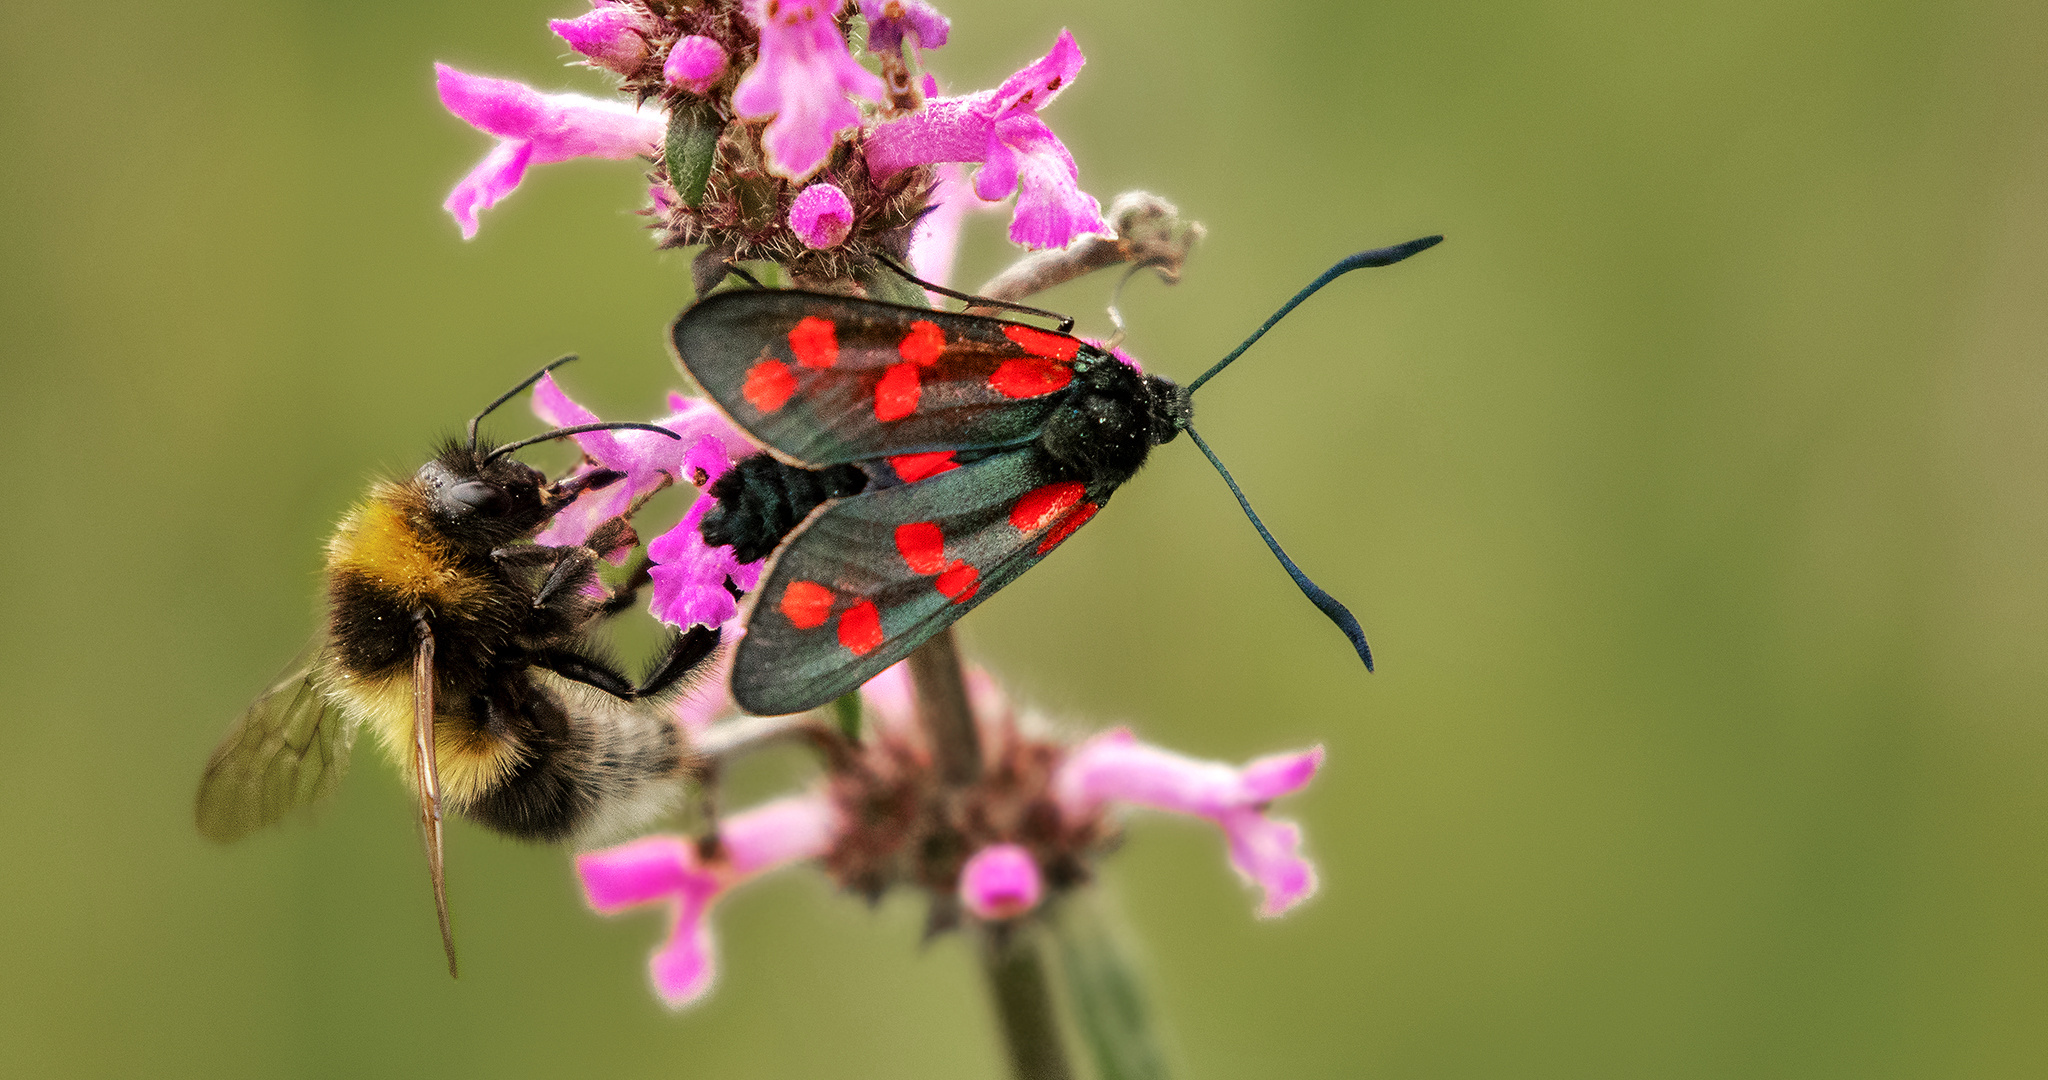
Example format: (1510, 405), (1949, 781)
(528, 375), (760, 631)
(435, 1), (1107, 251)
(575, 665), (1324, 1008)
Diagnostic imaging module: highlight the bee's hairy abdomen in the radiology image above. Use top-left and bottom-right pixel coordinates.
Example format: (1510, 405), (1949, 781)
(458, 671), (697, 844)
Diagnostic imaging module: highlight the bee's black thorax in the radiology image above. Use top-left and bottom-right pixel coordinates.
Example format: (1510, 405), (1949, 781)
(1039, 351), (1190, 487)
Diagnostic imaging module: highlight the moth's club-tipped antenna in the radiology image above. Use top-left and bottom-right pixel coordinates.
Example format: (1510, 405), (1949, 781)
(1188, 235), (1442, 394)
(470, 354), (579, 454)
(1181, 235), (1444, 671)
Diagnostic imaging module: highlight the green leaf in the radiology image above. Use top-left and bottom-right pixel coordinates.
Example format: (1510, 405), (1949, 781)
(664, 102), (723, 209)
(1052, 894), (1172, 1080)
(832, 689), (863, 743)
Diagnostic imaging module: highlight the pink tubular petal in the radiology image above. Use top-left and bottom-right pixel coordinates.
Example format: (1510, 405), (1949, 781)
(435, 64), (663, 234)
(994, 116), (1107, 248)
(867, 95), (993, 179)
(576, 794), (843, 1008)
(907, 164), (981, 297)
(959, 844), (1043, 920)
(860, 0), (951, 54)
(444, 140), (535, 240)
(1219, 811), (1318, 917)
(1054, 732), (1325, 917)
(788, 182), (855, 249)
(860, 33), (1103, 248)
(551, 6), (650, 75)
(578, 835), (698, 912)
(664, 34), (729, 93)
(649, 902), (718, 1006)
(719, 794), (844, 872)
(734, 0), (888, 179)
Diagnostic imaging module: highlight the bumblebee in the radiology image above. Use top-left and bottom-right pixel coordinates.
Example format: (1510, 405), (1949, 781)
(196, 360), (720, 975)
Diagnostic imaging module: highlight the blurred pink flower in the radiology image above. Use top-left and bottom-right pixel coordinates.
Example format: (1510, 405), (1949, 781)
(1054, 729), (1324, 917)
(959, 843), (1043, 920)
(906, 163), (991, 298)
(436, 64), (664, 238)
(733, 0), (888, 179)
(578, 794), (844, 1007)
(859, 0), (950, 55)
(866, 31), (1107, 249)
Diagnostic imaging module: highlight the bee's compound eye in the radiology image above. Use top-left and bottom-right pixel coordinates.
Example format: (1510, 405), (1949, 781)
(449, 480), (508, 515)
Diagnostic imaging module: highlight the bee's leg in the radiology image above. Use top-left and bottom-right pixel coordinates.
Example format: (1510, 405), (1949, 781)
(532, 547), (600, 610)
(529, 649), (638, 699)
(634, 624), (721, 699)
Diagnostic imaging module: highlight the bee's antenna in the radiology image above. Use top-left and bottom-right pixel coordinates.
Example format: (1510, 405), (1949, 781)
(470, 355), (579, 453)
(1186, 236), (1442, 395)
(483, 422), (682, 463)
(1184, 424), (1374, 671)
(873, 252), (1078, 334)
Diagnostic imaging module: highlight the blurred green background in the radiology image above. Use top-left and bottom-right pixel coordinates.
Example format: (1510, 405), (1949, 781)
(3, 0), (2045, 1076)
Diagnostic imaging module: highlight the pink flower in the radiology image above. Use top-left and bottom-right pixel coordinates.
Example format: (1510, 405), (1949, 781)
(733, 0), (889, 180)
(550, 3), (651, 76)
(859, 0), (950, 55)
(645, 437), (765, 630)
(1054, 729), (1324, 917)
(527, 375), (755, 548)
(959, 843), (1043, 920)
(866, 31), (1108, 249)
(664, 34), (729, 94)
(788, 182), (855, 248)
(436, 64), (665, 238)
(578, 795), (844, 1007)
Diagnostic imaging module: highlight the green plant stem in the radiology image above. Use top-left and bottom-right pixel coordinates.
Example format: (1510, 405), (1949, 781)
(906, 630), (1073, 1080)
(906, 628), (981, 785)
(982, 926), (1077, 1080)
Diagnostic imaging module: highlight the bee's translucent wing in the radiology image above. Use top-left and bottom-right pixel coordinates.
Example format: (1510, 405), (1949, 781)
(195, 638), (356, 842)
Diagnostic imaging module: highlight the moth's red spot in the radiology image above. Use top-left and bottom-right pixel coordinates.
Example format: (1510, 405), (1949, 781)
(837, 600), (885, 656)
(1001, 324), (1081, 361)
(898, 320), (946, 366)
(1036, 501), (1100, 554)
(742, 359), (797, 414)
(873, 362), (921, 422)
(989, 357), (1074, 399)
(889, 450), (958, 483)
(1009, 482), (1086, 531)
(779, 580), (834, 629)
(788, 316), (838, 369)
(894, 521), (947, 575)
(935, 561), (979, 602)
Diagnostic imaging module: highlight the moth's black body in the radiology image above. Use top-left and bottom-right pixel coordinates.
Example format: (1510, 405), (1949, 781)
(700, 352), (1191, 573)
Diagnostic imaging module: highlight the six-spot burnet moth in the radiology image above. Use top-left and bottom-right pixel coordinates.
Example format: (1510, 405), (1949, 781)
(672, 236), (1444, 716)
